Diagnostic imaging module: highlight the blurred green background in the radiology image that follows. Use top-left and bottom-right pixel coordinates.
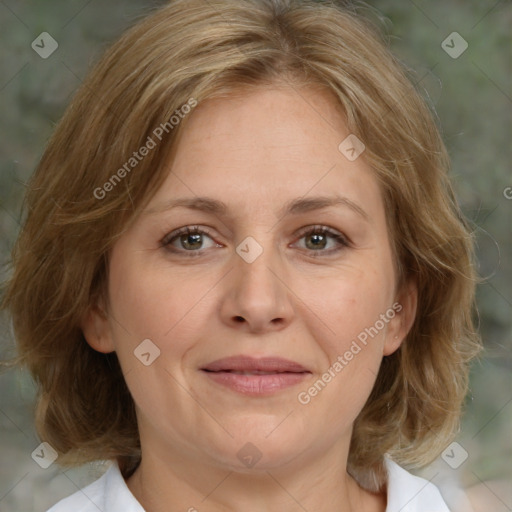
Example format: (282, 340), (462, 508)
(0, 1), (510, 511)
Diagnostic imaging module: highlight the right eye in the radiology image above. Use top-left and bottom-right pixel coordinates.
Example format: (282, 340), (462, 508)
(161, 225), (222, 255)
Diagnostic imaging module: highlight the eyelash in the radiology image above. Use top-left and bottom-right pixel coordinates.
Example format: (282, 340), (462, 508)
(161, 225), (350, 258)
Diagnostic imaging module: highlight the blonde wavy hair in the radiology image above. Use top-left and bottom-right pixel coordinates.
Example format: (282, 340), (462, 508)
(2, 0), (482, 492)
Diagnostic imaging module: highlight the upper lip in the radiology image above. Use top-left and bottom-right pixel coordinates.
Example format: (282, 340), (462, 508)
(201, 356), (311, 373)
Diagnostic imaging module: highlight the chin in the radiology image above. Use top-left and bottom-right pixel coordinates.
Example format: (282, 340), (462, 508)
(212, 428), (309, 472)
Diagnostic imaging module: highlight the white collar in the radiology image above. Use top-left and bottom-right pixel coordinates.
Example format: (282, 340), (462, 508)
(48, 457), (450, 511)
(384, 456), (451, 511)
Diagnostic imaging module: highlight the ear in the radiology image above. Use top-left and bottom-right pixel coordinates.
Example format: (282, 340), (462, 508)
(80, 299), (115, 354)
(383, 278), (418, 356)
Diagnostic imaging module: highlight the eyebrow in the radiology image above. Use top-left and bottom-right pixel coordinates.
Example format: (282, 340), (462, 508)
(145, 195), (370, 221)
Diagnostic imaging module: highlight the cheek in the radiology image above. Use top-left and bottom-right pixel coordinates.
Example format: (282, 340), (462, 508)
(108, 267), (166, 340)
(105, 245), (174, 366)
(298, 276), (390, 428)
(105, 251), (205, 415)
(106, 246), (216, 363)
(299, 266), (393, 404)
(313, 267), (394, 346)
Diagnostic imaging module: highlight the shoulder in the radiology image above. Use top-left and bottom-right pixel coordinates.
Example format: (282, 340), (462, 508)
(46, 462), (144, 512)
(385, 457), (451, 512)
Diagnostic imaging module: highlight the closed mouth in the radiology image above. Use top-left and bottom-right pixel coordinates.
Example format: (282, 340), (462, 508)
(201, 355), (311, 374)
(202, 369), (309, 375)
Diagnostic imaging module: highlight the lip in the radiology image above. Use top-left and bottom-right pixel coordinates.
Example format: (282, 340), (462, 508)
(201, 356), (311, 396)
(201, 355), (310, 373)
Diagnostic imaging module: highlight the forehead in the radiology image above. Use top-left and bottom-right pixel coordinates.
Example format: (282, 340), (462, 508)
(176, 84), (348, 162)
(144, 85), (385, 225)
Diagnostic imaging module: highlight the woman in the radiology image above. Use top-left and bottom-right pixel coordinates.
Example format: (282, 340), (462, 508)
(2, 0), (482, 510)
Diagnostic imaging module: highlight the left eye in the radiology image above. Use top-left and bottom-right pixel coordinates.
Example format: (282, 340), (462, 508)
(292, 225), (349, 254)
(162, 225), (349, 255)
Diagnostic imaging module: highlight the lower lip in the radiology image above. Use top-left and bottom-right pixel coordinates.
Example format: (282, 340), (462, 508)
(202, 371), (310, 395)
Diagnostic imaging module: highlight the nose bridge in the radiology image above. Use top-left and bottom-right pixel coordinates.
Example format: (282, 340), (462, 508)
(221, 232), (293, 330)
(234, 233), (283, 295)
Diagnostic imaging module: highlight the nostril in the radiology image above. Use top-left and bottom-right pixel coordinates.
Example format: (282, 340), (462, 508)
(234, 316), (245, 323)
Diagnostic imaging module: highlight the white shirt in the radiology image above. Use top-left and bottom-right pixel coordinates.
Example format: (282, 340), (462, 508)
(47, 457), (450, 511)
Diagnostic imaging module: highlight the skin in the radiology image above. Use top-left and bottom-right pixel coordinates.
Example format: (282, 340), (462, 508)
(82, 84), (417, 512)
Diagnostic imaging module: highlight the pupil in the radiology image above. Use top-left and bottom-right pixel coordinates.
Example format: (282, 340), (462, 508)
(182, 233), (202, 249)
(307, 233), (326, 250)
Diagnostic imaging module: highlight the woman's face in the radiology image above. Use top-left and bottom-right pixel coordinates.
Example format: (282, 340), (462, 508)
(84, 85), (416, 472)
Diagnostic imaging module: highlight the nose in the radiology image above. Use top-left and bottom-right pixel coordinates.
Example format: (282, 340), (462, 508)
(219, 242), (294, 333)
